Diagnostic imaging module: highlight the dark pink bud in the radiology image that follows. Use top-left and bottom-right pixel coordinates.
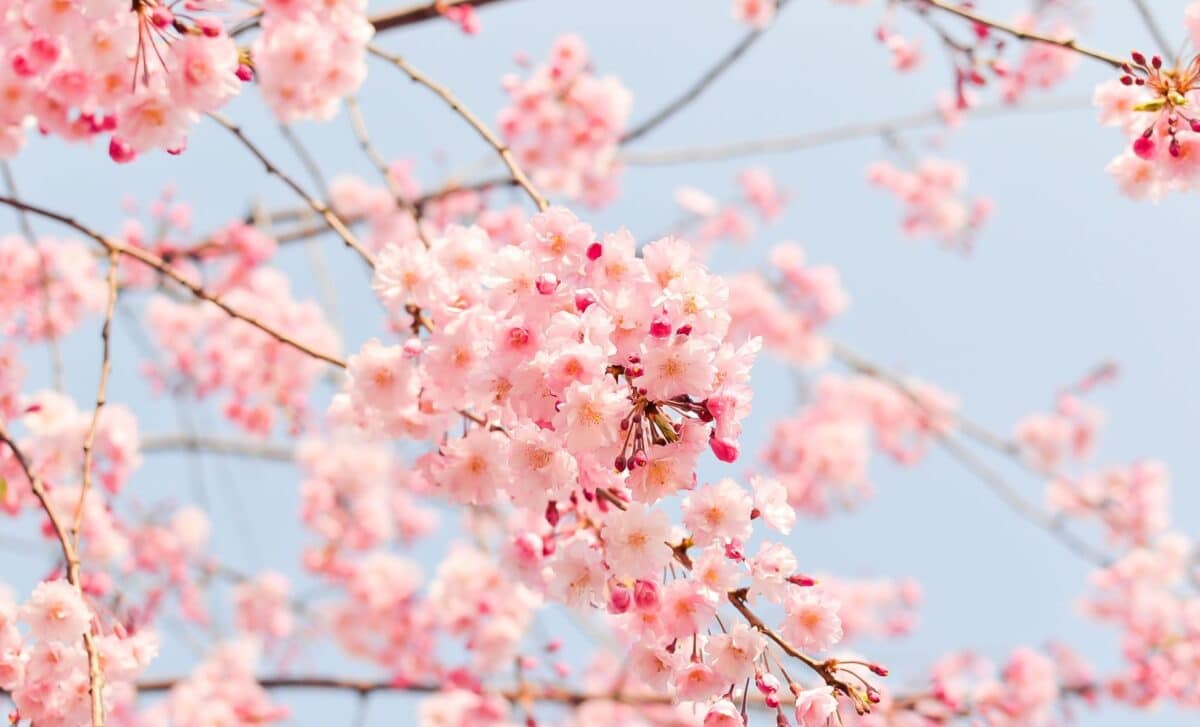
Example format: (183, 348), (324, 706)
(586, 242), (603, 260)
(508, 326), (530, 347)
(868, 687), (881, 703)
(108, 137), (136, 164)
(536, 272), (558, 294)
(10, 53), (33, 77)
(574, 290), (596, 312)
(544, 500), (559, 527)
(236, 63), (254, 82)
(764, 691), (781, 709)
(1133, 136), (1155, 160)
(869, 663), (889, 677)
(1170, 139), (1182, 158)
(1191, 120), (1200, 133)
(607, 583), (632, 614)
(1152, 55), (1163, 69)
(613, 455), (626, 472)
(649, 315), (672, 338)
(675, 324), (692, 336)
(541, 538), (556, 557)
(197, 17), (223, 37)
(150, 6), (173, 28)
(632, 451), (648, 468)
(633, 579), (659, 611)
(787, 574), (817, 587)
(756, 671), (780, 695)
(1131, 51), (1147, 66)
(709, 435), (739, 463)
(724, 540), (744, 561)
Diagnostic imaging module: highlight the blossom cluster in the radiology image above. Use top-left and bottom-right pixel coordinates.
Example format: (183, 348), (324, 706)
(498, 36), (632, 206)
(866, 158), (993, 250)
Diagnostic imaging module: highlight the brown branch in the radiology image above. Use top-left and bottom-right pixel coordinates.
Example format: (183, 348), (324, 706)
(622, 95), (1090, 166)
(0, 428), (106, 725)
(0, 196), (348, 369)
(914, 0), (1125, 68)
(73, 250), (120, 546)
(829, 340), (1112, 568)
(140, 434), (296, 462)
(369, 0), (516, 33)
(345, 95), (432, 248)
(622, 0), (792, 144)
(367, 44), (549, 212)
(1129, 0), (1174, 57)
(207, 113), (376, 268)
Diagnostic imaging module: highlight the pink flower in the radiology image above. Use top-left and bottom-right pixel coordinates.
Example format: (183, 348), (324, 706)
(703, 699), (745, 727)
(682, 478), (753, 546)
(794, 686), (838, 726)
(601, 503), (672, 578)
(20, 581), (91, 644)
(781, 592), (843, 652)
(708, 623), (765, 683)
(732, 0), (776, 28)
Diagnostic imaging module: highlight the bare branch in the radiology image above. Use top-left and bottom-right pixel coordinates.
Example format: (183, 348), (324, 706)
(1129, 0), (1174, 57)
(367, 44), (549, 212)
(622, 95), (1090, 165)
(622, 0), (792, 144)
(208, 113), (376, 268)
(0, 195), (348, 369)
(140, 434), (296, 462)
(915, 0), (1125, 68)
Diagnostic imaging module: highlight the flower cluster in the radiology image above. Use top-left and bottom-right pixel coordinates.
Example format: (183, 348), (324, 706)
(762, 374), (956, 515)
(0, 0), (245, 161)
(498, 36), (633, 206)
(144, 269), (340, 436)
(1095, 50), (1200, 200)
(0, 235), (106, 341)
(866, 158), (993, 250)
(252, 0), (373, 122)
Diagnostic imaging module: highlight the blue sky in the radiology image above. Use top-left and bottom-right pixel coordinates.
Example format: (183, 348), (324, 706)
(5, 0), (1200, 724)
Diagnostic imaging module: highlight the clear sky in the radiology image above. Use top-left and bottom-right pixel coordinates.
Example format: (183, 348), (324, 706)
(4, 0), (1200, 724)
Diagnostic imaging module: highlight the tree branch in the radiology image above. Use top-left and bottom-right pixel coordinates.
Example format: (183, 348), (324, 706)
(367, 44), (549, 212)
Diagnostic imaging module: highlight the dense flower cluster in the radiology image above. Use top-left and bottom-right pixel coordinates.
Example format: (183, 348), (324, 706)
(498, 36), (632, 206)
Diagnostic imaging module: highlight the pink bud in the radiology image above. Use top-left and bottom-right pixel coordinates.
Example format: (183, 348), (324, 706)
(586, 242), (603, 260)
(607, 583), (632, 614)
(633, 579), (660, 611)
(724, 540), (745, 561)
(1133, 136), (1156, 160)
(236, 64), (254, 82)
(402, 338), (424, 357)
(108, 137), (136, 164)
(869, 663), (889, 677)
(709, 435), (740, 463)
(649, 314), (672, 338)
(544, 500), (560, 527)
(536, 273), (558, 294)
(512, 533), (542, 566)
(765, 691), (781, 709)
(150, 6), (173, 28)
(574, 290), (596, 312)
(508, 326), (530, 347)
(756, 671), (781, 695)
(197, 17), (223, 37)
(787, 574), (817, 587)
(675, 324), (692, 336)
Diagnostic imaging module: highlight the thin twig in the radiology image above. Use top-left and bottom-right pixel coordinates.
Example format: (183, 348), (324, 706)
(0, 428), (106, 725)
(829, 341), (1112, 567)
(140, 434), (295, 462)
(345, 95), (432, 248)
(915, 0), (1124, 68)
(622, 0), (791, 144)
(622, 95), (1090, 165)
(208, 113), (376, 267)
(73, 250), (120, 547)
(1128, 0), (1174, 58)
(0, 195), (347, 368)
(1, 162), (63, 391)
(277, 123), (343, 329)
(367, 44), (549, 212)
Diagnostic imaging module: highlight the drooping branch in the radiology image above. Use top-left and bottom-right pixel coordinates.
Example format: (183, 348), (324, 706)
(1128, 0), (1174, 57)
(0, 429), (106, 726)
(621, 0), (792, 144)
(913, 0), (1125, 68)
(830, 340), (1113, 568)
(208, 113), (377, 268)
(367, 44), (550, 212)
(0, 196), (348, 369)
